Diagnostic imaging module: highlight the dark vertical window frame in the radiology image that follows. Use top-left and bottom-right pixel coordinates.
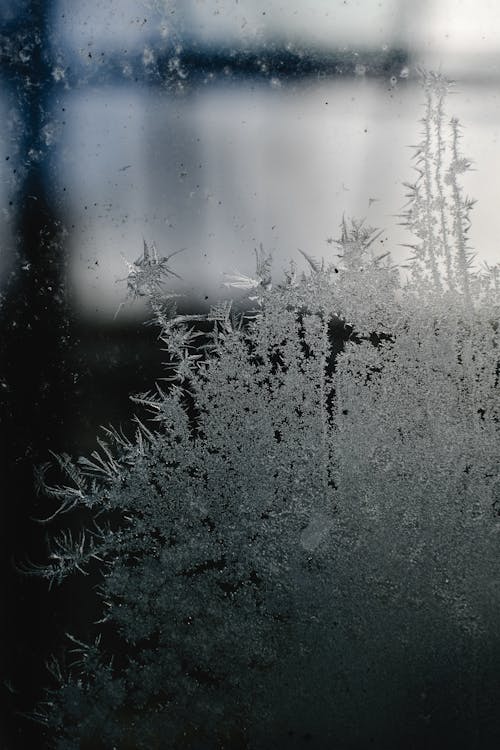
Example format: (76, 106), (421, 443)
(0, 4), (74, 747)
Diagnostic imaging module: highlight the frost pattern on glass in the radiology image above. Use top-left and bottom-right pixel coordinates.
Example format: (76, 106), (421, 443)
(32, 74), (499, 749)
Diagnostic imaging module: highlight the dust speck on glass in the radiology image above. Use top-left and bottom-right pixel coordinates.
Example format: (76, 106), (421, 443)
(1, 2), (500, 749)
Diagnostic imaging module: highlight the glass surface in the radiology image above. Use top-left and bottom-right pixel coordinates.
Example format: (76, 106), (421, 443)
(2, 2), (500, 748)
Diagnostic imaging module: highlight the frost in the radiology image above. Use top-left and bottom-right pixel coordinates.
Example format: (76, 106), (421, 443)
(142, 45), (155, 67)
(31, 73), (500, 748)
(300, 511), (333, 552)
(115, 240), (184, 317)
(52, 66), (66, 82)
(41, 122), (61, 147)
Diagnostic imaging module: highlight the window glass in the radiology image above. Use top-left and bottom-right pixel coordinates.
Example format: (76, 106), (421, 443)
(0, 1), (30, 22)
(56, 81), (423, 318)
(53, 0), (164, 53)
(178, 0), (403, 49)
(3, 3), (500, 749)
(45, 0), (500, 318)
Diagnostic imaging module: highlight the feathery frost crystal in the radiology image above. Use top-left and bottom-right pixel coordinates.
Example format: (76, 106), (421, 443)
(33, 73), (499, 749)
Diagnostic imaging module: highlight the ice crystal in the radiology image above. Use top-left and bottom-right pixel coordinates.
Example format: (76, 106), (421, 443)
(32, 73), (500, 749)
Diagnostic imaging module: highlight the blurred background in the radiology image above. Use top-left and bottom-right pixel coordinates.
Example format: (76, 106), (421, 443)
(1, 1), (500, 746)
